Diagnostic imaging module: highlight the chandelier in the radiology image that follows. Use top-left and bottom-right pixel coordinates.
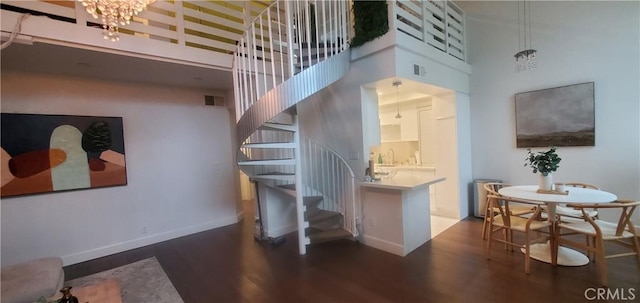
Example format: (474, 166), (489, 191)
(514, 0), (537, 72)
(79, 0), (156, 41)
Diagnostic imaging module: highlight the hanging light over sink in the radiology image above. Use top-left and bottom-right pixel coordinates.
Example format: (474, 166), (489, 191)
(393, 80), (402, 119)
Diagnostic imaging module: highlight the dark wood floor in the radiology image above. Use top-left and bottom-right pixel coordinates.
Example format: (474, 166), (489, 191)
(64, 201), (639, 303)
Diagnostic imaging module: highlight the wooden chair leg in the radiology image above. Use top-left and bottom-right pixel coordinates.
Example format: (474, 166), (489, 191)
(486, 225), (494, 259)
(585, 235), (592, 260)
(550, 226), (558, 266)
(595, 238), (608, 286)
(524, 233), (531, 274)
(630, 234), (640, 264)
(482, 206), (492, 240)
(482, 216), (489, 240)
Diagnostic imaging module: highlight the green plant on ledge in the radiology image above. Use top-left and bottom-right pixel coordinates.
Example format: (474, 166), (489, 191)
(524, 146), (561, 176)
(351, 0), (389, 48)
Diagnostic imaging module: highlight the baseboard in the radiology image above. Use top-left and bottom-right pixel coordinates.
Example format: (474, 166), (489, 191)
(236, 209), (245, 222)
(61, 215), (238, 266)
(362, 235), (405, 256)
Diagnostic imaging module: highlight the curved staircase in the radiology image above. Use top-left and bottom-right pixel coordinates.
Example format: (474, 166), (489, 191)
(233, 0), (356, 254)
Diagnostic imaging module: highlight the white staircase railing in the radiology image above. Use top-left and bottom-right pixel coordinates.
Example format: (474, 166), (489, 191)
(233, 0), (352, 255)
(302, 139), (359, 238)
(232, 0), (350, 144)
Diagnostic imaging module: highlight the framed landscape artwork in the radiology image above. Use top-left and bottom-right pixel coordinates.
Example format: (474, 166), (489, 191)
(1, 113), (127, 198)
(515, 82), (595, 148)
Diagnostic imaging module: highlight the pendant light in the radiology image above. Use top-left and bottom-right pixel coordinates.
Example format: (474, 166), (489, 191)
(514, 0), (537, 72)
(393, 80), (402, 119)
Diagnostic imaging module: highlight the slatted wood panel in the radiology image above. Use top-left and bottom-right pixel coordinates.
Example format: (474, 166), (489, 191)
(6, 0), (76, 19)
(446, 1), (465, 60)
(1, 0), (269, 54)
(395, 0), (466, 62)
(182, 1), (246, 53)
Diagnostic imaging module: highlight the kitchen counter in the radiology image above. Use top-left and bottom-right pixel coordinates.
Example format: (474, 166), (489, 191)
(359, 175), (446, 256)
(360, 176), (445, 191)
(376, 165), (435, 170)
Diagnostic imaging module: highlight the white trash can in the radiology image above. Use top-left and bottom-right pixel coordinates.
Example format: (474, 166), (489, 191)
(472, 179), (501, 218)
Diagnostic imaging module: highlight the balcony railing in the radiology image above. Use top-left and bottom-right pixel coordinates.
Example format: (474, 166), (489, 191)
(1, 0), (272, 66)
(392, 0), (466, 62)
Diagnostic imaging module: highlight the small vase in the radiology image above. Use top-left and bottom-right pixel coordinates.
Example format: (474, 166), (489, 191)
(538, 173), (553, 191)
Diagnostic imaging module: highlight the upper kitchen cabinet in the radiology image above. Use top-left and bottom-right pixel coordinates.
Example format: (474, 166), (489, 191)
(379, 97), (430, 142)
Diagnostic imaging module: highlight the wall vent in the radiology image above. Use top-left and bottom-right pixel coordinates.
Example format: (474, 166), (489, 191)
(413, 64), (426, 76)
(204, 95), (225, 106)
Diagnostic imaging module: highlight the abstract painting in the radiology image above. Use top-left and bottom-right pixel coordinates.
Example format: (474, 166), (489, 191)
(515, 82), (595, 147)
(1, 113), (127, 197)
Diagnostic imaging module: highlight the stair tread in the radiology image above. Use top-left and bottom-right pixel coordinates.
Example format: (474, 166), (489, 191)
(242, 142), (295, 148)
(264, 121), (294, 126)
(243, 141), (293, 144)
(305, 209), (341, 222)
(303, 196), (323, 207)
(308, 228), (352, 243)
(242, 158), (293, 161)
(278, 184), (296, 190)
(238, 159), (295, 166)
(260, 123), (296, 132)
(257, 172), (295, 176)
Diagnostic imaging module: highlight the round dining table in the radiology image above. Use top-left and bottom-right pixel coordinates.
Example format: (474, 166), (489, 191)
(498, 185), (617, 266)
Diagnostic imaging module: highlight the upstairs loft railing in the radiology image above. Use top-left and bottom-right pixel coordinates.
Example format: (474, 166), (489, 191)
(1, 0), (273, 63)
(392, 0), (466, 62)
(232, 0), (349, 123)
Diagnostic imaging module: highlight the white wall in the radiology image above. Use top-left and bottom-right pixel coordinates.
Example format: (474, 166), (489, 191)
(298, 47), (398, 179)
(464, 1), (640, 221)
(1, 71), (240, 266)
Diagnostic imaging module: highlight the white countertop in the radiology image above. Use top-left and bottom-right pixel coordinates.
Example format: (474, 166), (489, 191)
(360, 176), (445, 191)
(376, 165), (435, 171)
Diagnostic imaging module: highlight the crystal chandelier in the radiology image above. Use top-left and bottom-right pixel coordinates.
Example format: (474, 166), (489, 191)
(79, 0), (156, 41)
(514, 0), (537, 72)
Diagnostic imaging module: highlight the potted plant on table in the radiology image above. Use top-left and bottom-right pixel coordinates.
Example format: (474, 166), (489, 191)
(524, 146), (561, 191)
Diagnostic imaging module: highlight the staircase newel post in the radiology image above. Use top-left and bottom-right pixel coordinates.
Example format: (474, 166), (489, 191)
(292, 115), (307, 255)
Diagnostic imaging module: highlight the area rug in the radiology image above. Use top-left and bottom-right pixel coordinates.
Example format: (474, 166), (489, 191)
(65, 257), (184, 303)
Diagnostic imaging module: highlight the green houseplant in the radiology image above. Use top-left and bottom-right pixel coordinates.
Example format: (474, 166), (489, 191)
(524, 146), (561, 176)
(524, 147), (561, 191)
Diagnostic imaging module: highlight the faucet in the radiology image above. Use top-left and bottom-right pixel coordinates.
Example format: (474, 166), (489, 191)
(387, 148), (395, 165)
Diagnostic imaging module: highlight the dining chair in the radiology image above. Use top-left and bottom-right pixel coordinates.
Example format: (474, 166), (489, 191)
(481, 183), (536, 240)
(556, 200), (640, 286)
(554, 183), (601, 221)
(485, 194), (552, 274)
